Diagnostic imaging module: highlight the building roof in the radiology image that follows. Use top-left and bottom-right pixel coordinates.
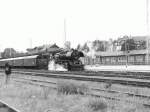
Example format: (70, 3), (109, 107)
(0, 55), (39, 61)
(132, 36), (147, 41)
(47, 44), (60, 52)
(95, 49), (147, 57)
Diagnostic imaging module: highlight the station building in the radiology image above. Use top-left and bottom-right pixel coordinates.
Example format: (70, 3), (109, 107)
(81, 35), (149, 65)
(82, 49), (150, 65)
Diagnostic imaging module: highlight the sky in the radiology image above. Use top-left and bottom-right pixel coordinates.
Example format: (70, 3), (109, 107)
(0, 0), (148, 52)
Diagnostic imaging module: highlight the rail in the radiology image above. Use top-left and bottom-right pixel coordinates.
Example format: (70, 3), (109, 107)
(10, 74), (150, 108)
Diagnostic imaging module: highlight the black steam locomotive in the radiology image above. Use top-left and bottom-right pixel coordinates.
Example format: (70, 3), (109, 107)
(0, 49), (84, 71)
(53, 49), (84, 71)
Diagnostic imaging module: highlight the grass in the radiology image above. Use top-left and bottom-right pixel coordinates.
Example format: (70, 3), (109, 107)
(87, 97), (107, 111)
(0, 79), (149, 112)
(57, 80), (89, 95)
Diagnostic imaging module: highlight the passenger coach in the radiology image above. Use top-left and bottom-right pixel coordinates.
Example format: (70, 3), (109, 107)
(0, 55), (49, 69)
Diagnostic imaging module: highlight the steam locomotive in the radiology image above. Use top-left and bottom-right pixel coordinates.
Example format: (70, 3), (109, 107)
(53, 49), (84, 70)
(0, 49), (84, 71)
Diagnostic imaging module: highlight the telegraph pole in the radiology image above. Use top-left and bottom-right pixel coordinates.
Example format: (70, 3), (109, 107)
(125, 36), (128, 68)
(28, 32), (32, 48)
(10, 48), (11, 57)
(64, 18), (67, 47)
(125, 38), (127, 67)
(0, 45), (1, 58)
(30, 38), (32, 48)
(146, 0), (150, 64)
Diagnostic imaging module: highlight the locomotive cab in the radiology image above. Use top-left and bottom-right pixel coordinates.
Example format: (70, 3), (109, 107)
(37, 54), (49, 69)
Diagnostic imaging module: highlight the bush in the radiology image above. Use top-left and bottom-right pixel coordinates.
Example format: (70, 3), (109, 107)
(57, 80), (89, 95)
(42, 86), (51, 99)
(104, 81), (112, 89)
(87, 98), (107, 112)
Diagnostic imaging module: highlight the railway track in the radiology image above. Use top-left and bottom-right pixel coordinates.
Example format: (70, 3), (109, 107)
(7, 70), (150, 88)
(1, 68), (150, 89)
(3, 68), (150, 80)
(1, 69), (150, 108)
(10, 74), (150, 108)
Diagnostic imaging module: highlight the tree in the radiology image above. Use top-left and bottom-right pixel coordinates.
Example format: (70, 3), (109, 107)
(64, 41), (71, 50)
(92, 40), (106, 51)
(141, 41), (146, 49)
(76, 44), (81, 50)
(2, 48), (17, 58)
(121, 39), (136, 51)
(136, 40), (146, 50)
(82, 43), (89, 52)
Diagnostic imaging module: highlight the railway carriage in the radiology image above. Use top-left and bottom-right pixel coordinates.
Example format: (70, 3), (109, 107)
(13, 57), (24, 67)
(0, 55), (49, 69)
(23, 55), (38, 68)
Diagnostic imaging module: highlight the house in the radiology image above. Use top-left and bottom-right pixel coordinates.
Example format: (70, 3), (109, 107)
(113, 36), (129, 51)
(113, 36), (147, 51)
(132, 36), (147, 50)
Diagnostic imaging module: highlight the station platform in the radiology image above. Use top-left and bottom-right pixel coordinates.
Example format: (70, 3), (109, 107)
(84, 65), (150, 72)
